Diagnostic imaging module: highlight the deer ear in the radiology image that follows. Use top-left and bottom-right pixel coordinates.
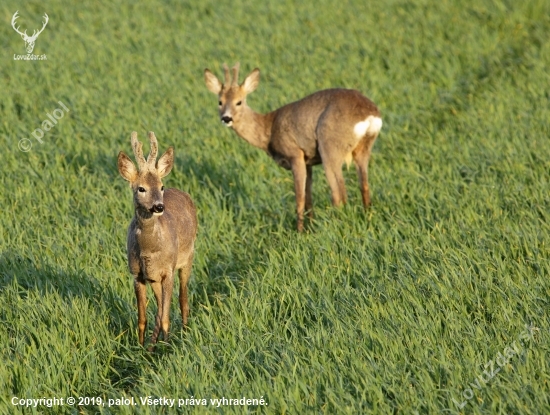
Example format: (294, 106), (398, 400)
(242, 68), (260, 94)
(204, 69), (222, 94)
(118, 152), (138, 182)
(156, 147), (174, 178)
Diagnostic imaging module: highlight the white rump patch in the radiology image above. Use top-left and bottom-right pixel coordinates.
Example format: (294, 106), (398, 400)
(354, 116), (383, 138)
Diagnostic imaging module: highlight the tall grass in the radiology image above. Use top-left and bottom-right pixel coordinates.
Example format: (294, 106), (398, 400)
(1, 0), (549, 413)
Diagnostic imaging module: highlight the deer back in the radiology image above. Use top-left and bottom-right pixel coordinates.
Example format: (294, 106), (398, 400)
(267, 89), (380, 164)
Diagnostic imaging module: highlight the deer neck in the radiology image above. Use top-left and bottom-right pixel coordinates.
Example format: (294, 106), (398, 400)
(231, 107), (274, 152)
(134, 211), (163, 250)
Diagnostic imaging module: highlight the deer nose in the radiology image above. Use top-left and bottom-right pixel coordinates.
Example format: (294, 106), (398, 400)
(221, 115), (233, 124)
(151, 203), (164, 213)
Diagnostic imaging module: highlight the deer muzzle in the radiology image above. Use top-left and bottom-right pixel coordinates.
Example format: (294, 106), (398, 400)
(150, 203), (165, 214)
(221, 115), (233, 126)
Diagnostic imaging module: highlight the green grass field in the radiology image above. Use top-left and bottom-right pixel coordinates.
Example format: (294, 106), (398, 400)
(1, 0), (549, 413)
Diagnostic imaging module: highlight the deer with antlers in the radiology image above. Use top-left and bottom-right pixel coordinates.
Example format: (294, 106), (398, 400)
(118, 132), (197, 348)
(11, 11), (49, 54)
(204, 63), (382, 232)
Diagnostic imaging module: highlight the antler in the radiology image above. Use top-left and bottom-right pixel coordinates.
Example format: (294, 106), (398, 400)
(30, 13), (49, 40)
(131, 132), (147, 170)
(146, 132), (158, 165)
(231, 62), (240, 86)
(11, 11), (27, 38)
(223, 63), (230, 86)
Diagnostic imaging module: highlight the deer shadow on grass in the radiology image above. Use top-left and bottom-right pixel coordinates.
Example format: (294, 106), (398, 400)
(0, 250), (147, 391)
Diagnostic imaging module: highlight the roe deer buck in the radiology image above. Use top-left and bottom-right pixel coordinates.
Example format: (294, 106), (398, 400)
(118, 132), (197, 348)
(204, 63), (382, 232)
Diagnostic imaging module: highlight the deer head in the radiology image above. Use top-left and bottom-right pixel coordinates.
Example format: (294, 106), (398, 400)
(204, 62), (260, 128)
(11, 11), (49, 54)
(118, 132), (174, 219)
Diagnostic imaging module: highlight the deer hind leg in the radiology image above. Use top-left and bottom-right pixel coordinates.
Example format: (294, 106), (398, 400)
(353, 134), (378, 208)
(291, 155), (308, 232)
(178, 256), (194, 328)
(134, 277), (147, 346)
(326, 168), (347, 207)
(305, 165), (314, 218)
(320, 155), (347, 207)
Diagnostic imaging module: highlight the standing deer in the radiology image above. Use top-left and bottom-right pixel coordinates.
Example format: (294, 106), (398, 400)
(118, 132), (197, 348)
(204, 63), (382, 231)
(11, 11), (49, 54)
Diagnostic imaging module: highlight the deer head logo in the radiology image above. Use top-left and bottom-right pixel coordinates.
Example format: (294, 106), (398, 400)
(11, 11), (49, 54)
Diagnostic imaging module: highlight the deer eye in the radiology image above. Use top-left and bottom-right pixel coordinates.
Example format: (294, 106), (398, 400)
(138, 187), (146, 193)
(161, 186), (164, 191)
(236, 101), (242, 106)
(218, 101), (222, 106)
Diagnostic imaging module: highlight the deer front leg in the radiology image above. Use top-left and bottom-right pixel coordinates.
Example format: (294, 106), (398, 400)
(149, 276), (172, 348)
(178, 257), (193, 328)
(134, 277), (147, 346)
(291, 155), (307, 232)
(160, 274), (174, 340)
